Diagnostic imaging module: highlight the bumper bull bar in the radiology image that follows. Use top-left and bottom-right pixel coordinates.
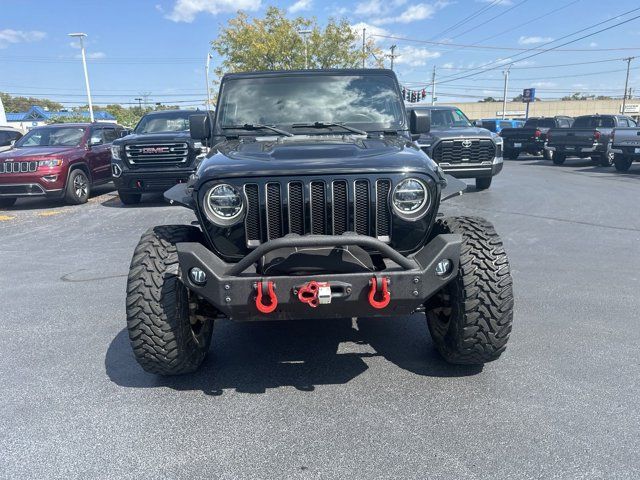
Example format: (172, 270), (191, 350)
(176, 233), (461, 321)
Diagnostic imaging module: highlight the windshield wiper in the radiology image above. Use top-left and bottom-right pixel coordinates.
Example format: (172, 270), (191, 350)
(223, 123), (293, 137)
(292, 121), (368, 136)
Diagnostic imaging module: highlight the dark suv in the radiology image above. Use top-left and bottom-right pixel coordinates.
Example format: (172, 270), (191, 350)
(406, 106), (503, 190)
(110, 110), (206, 204)
(124, 69), (514, 376)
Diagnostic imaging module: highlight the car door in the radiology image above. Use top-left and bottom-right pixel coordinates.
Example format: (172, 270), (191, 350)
(87, 127), (111, 183)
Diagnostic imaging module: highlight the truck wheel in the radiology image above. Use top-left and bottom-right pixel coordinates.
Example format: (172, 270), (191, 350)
(506, 150), (519, 160)
(0, 198), (17, 208)
(594, 152), (614, 167)
(543, 149), (554, 161)
(126, 225), (214, 375)
(65, 169), (90, 204)
(614, 155), (633, 172)
(553, 153), (566, 165)
(119, 191), (142, 205)
(475, 177), (492, 190)
(426, 216), (514, 365)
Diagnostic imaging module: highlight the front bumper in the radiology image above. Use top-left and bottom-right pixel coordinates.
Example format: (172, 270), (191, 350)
(0, 182), (64, 198)
(176, 233), (462, 321)
(111, 160), (194, 193)
(438, 158), (503, 179)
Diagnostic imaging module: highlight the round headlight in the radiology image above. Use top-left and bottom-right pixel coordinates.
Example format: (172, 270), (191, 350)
(204, 184), (244, 225)
(392, 178), (429, 219)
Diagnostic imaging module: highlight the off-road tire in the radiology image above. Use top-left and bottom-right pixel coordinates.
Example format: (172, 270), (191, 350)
(475, 177), (492, 190)
(119, 191), (142, 205)
(593, 151), (614, 167)
(505, 150), (519, 160)
(426, 216), (514, 365)
(126, 225), (214, 375)
(65, 169), (90, 204)
(613, 155), (632, 172)
(553, 153), (566, 165)
(543, 149), (554, 161)
(0, 197), (17, 208)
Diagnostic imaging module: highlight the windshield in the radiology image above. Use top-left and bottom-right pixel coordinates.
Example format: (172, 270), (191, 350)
(217, 74), (405, 133)
(15, 126), (86, 147)
(425, 108), (472, 128)
(135, 111), (192, 134)
(573, 116), (614, 128)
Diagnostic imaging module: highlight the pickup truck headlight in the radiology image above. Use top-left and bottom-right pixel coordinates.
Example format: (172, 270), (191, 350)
(38, 159), (63, 167)
(111, 145), (121, 160)
(204, 184), (244, 226)
(392, 178), (430, 220)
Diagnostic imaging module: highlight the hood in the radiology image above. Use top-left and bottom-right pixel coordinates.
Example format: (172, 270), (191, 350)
(116, 131), (191, 144)
(420, 126), (494, 142)
(196, 135), (437, 185)
(0, 146), (80, 160)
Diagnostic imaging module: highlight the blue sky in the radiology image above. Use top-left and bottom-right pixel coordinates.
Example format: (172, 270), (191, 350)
(1, 0), (639, 109)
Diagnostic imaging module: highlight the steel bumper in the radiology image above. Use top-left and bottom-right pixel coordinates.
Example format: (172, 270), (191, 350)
(176, 233), (462, 321)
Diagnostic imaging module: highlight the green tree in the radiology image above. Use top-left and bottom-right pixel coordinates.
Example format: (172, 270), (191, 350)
(478, 97), (498, 103)
(0, 92), (63, 112)
(211, 7), (383, 77)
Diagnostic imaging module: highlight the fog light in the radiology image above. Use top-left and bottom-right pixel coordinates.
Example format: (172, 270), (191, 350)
(42, 175), (58, 183)
(435, 259), (452, 276)
(189, 267), (207, 285)
(112, 164), (122, 178)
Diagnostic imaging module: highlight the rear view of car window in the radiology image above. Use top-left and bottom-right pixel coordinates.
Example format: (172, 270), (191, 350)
(573, 116), (615, 128)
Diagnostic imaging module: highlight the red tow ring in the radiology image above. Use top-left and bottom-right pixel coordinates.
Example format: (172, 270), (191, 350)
(256, 280), (278, 314)
(368, 277), (391, 309)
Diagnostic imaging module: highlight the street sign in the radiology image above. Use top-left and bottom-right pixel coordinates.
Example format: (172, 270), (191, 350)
(522, 88), (536, 103)
(497, 110), (526, 117)
(621, 104), (640, 114)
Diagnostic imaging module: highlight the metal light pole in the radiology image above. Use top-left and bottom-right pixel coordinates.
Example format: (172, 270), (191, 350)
(135, 97), (142, 110)
(501, 65), (511, 120)
(389, 45), (397, 71)
(622, 57), (634, 114)
(298, 29), (312, 69)
(205, 53), (213, 110)
(431, 66), (437, 106)
(68, 33), (94, 122)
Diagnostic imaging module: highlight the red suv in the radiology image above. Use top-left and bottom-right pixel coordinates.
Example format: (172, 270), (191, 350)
(0, 123), (124, 207)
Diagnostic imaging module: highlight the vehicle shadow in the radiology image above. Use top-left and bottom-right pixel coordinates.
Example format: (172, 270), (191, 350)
(105, 315), (482, 395)
(100, 192), (170, 209)
(0, 184), (115, 211)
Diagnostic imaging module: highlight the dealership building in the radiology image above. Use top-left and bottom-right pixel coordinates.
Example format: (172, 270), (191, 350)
(6, 105), (117, 132)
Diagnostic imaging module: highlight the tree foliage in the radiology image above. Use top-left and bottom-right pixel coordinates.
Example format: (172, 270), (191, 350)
(0, 92), (63, 112)
(211, 7), (383, 77)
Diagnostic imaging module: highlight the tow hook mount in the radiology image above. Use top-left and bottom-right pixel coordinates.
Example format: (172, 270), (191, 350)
(255, 280), (278, 314)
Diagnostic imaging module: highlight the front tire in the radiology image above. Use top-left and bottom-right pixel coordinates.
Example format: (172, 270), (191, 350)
(593, 152), (614, 167)
(475, 177), (492, 190)
(553, 153), (566, 165)
(426, 217), (514, 365)
(614, 155), (633, 172)
(0, 198), (17, 208)
(126, 225), (214, 375)
(119, 191), (142, 205)
(506, 150), (519, 160)
(543, 149), (554, 161)
(65, 169), (90, 204)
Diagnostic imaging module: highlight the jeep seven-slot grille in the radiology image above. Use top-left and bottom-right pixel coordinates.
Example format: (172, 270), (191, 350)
(0, 161), (38, 174)
(432, 139), (495, 164)
(243, 178), (392, 246)
(124, 143), (189, 166)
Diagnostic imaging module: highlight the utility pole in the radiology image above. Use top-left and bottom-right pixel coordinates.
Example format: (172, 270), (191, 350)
(135, 97), (142, 110)
(501, 65), (511, 120)
(389, 45), (397, 71)
(68, 32), (94, 122)
(298, 29), (312, 69)
(431, 66), (436, 106)
(362, 28), (366, 68)
(205, 53), (213, 110)
(622, 57), (634, 114)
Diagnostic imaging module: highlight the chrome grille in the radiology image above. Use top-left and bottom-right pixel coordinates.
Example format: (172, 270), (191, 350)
(0, 161), (38, 174)
(242, 177), (392, 247)
(432, 139), (495, 164)
(124, 143), (188, 165)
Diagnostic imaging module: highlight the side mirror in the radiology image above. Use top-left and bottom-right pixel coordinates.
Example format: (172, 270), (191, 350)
(409, 109), (430, 135)
(190, 114), (211, 140)
(119, 129), (131, 138)
(9, 140), (16, 147)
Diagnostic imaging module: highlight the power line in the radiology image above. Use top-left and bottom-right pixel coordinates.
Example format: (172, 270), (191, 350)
(426, 0), (503, 41)
(448, 0), (530, 41)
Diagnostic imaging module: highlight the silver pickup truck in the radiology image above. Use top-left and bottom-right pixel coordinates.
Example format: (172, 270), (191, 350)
(609, 127), (640, 172)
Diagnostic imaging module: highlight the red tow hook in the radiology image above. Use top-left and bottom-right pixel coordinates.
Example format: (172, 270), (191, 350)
(368, 276), (391, 309)
(255, 280), (278, 314)
(298, 281), (323, 308)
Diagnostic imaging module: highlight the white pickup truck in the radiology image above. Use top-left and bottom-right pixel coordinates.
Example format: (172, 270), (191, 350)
(609, 127), (640, 172)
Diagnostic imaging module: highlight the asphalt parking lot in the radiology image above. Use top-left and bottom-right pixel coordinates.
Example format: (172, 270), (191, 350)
(1, 157), (639, 479)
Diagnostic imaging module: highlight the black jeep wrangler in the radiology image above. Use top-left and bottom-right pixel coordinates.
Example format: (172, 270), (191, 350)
(111, 110), (207, 205)
(125, 69), (514, 375)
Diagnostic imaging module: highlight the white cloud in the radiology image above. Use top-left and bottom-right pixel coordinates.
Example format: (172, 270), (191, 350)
(75, 51), (106, 60)
(589, 42), (598, 47)
(166, 0), (261, 23)
(0, 29), (46, 48)
(351, 22), (392, 44)
(372, 2), (448, 25)
(518, 36), (553, 45)
(394, 45), (440, 66)
(289, 0), (312, 13)
(531, 81), (556, 88)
